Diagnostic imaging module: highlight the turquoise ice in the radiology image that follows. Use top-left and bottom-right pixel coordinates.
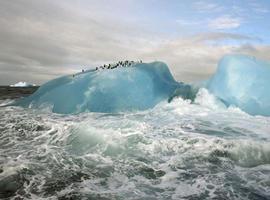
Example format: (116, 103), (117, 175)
(207, 55), (270, 116)
(14, 55), (270, 116)
(15, 62), (193, 114)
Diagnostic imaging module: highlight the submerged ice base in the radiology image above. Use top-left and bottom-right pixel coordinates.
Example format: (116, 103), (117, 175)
(15, 62), (193, 114)
(207, 55), (270, 116)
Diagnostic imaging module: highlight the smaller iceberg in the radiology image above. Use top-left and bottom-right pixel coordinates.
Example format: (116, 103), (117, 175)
(10, 82), (36, 87)
(207, 55), (270, 116)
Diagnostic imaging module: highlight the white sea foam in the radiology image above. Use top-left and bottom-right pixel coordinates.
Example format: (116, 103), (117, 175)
(0, 93), (270, 199)
(0, 99), (15, 106)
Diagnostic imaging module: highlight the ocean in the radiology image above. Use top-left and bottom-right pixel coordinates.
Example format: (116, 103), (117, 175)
(0, 87), (270, 199)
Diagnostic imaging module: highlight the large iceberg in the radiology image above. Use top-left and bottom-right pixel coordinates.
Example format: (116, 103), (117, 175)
(207, 55), (270, 116)
(15, 62), (193, 114)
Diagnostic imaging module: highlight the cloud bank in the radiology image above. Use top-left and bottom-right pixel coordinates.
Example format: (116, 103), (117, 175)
(0, 0), (269, 85)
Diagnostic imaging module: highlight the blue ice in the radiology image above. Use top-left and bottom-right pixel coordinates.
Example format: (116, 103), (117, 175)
(15, 62), (192, 114)
(207, 55), (270, 116)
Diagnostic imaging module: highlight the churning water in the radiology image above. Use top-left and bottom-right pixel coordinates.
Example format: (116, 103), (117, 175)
(0, 89), (270, 199)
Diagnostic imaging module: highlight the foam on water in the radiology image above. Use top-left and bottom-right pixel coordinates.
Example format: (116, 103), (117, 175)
(1, 89), (270, 199)
(0, 99), (15, 107)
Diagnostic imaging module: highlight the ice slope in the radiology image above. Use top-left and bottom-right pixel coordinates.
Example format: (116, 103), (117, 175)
(15, 62), (193, 114)
(207, 55), (270, 116)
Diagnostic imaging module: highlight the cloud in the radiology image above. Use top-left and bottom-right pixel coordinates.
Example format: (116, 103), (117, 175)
(0, 0), (160, 84)
(176, 19), (201, 26)
(208, 16), (242, 30)
(192, 1), (223, 12)
(0, 0), (269, 85)
(137, 32), (270, 82)
(249, 2), (269, 14)
(190, 32), (258, 43)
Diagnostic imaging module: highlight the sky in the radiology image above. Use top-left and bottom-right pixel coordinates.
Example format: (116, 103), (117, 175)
(0, 0), (270, 85)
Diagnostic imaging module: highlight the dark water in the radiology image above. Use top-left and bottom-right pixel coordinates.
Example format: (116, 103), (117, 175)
(0, 86), (38, 101)
(0, 88), (270, 199)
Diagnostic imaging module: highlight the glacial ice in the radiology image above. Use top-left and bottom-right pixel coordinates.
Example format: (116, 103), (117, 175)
(13, 55), (270, 116)
(15, 62), (193, 114)
(207, 55), (270, 116)
(10, 81), (36, 87)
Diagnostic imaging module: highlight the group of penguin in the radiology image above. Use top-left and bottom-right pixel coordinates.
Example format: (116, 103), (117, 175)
(95, 60), (142, 70)
(73, 60), (143, 78)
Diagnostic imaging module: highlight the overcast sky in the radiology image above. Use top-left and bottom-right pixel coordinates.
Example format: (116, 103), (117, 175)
(0, 0), (270, 85)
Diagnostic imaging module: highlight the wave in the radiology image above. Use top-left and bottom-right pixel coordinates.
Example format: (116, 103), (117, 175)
(1, 93), (270, 198)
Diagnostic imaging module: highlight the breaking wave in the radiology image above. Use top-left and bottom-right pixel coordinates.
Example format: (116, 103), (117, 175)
(1, 88), (270, 199)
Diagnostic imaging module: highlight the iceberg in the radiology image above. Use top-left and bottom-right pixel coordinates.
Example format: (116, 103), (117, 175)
(13, 55), (270, 116)
(15, 62), (194, 114)
(207, 55), (270, 116)
(10, 82), (36, 87)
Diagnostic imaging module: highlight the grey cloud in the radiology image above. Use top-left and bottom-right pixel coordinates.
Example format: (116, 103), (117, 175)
(0, 0), (153, 84)
(192, 32), (260, 43)
(0, 0), (269, 85)
(138, 33), (270, 82)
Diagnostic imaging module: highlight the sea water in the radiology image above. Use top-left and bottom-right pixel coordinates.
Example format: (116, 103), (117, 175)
(1, 55), (270, 199)
(0, 89), (270, 199)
